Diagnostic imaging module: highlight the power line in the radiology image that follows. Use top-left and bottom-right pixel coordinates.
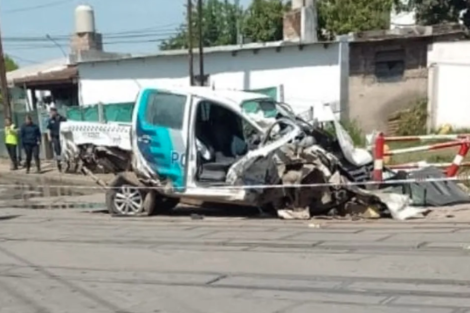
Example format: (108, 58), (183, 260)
(1, 24), (238, 49)
(104, 23), (181, 35)
(4, 37), (175, 51)
(1, 28), (182, 42)
(4, 0), (73, 14)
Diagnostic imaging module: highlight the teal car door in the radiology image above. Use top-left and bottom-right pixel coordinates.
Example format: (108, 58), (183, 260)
(134, 89), (189, 190)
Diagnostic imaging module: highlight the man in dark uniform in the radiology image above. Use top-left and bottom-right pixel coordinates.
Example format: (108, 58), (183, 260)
(20, 115), (41, 174)
(46, 107), (67, 171)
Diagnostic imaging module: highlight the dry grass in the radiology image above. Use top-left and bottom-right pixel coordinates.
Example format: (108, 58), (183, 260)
(385, 141), (470, 186)
(387, 142), (460, 165)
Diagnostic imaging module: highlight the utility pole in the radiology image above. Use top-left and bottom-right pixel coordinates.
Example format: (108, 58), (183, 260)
(235, 0), (241, 44)
(197, 0), (204, 86)
(0, 21), (11, 118)
(187, 0), (194, 86)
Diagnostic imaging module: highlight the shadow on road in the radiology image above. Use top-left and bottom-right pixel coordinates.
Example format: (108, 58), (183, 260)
(0, 215), (21, 221)
(91, 203), (276, 219)
(166, 203), (275, 219)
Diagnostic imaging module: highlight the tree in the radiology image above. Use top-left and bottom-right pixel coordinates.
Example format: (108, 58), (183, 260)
(5, 55), (18, 72)
(159, 25), (188, 50)
(317, 0), (395, 40)
(160, 0), (241, 50)
(242, 0), (289, 42)
(397, 0), (470, 27)
(0, 56), (19, 106)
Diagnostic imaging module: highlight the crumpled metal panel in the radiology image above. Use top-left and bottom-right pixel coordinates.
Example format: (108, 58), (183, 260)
(404, 167), (470, 207)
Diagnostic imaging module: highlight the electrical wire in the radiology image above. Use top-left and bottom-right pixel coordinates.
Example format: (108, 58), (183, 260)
(1, 26), (184, 44)
(4, 0), (74, 14)
(1, 24), (232, 45)
(4, 36), (176, 51)
(1, 20), (232, 52)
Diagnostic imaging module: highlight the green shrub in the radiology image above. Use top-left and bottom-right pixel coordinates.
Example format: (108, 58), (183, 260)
(324, 119), (366, 147)
(396, 99), (427, 136)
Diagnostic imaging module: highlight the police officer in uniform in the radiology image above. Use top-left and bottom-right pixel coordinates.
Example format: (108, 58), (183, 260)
(46, 107), (67, 171)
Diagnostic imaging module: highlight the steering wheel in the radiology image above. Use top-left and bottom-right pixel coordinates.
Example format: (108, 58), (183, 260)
(295, 116), (313, 132)
(260, 117), (298, 146)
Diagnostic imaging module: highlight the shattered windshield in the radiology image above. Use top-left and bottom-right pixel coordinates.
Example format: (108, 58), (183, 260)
(241, 98), (295, 119)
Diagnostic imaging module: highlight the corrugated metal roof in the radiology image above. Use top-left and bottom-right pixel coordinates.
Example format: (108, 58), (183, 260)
(13, 66), (78, 87)
(7, 58), (69, 85)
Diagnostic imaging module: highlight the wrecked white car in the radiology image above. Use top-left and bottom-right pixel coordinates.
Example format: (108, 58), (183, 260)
(61, 87), (387, 218)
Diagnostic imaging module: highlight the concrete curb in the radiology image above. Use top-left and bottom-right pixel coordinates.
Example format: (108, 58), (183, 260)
(0, 172), (99, 186)
(9, 202), (105, 210)
(0, 169), (111, 186)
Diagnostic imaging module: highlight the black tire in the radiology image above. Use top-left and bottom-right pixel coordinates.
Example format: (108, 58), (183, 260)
(142, 189), (179, 216)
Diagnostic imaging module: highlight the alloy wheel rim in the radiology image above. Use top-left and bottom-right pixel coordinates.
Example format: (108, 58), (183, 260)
(113, 185), (143, 215)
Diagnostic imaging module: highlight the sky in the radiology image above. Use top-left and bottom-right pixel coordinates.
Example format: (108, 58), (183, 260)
(0, 0), (252, 67)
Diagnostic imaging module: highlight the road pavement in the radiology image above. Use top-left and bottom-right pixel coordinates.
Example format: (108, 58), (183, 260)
(0, 207), (470, 313)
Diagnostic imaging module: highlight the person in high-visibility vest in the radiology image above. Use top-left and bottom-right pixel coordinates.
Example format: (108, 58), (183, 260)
(4, 117), (18, 170)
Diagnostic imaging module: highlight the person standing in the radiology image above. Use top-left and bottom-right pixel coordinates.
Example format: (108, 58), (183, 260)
(20, 115), (41, 174)
(4, 117), (18, 170)
(46, 107), (66, 171)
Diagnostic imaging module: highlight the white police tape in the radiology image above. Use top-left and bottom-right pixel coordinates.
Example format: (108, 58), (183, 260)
(1, 173), (470, 190)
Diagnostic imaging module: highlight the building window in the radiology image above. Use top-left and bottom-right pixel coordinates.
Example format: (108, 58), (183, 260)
(374, 49), (405, 82)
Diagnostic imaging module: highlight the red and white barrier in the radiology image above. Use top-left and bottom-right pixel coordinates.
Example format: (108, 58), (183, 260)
(446, 141), (470, 177)
(373, 132), (470, 181)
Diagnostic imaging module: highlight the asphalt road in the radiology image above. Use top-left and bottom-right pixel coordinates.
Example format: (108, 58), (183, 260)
(0, 208), (469, 313)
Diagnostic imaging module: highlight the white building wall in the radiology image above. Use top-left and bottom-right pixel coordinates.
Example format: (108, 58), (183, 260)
(78, 43), (343, 120)
(427, 41), (470, 130)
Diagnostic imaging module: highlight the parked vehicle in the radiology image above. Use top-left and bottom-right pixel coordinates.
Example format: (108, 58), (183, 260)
(60, 87), (374, 218)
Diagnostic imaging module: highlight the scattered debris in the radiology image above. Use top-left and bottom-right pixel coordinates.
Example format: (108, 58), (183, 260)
(190, 213), (204, 220)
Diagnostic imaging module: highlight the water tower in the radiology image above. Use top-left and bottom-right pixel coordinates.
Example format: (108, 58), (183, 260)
(70, 4), (103, 53)
(284, 0), (317, 42)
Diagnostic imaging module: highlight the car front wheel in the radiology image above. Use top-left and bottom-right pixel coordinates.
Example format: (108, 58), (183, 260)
(106, 175), (147, 216)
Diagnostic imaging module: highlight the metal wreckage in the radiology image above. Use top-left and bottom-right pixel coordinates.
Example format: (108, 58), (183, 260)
(59, 87), (470, 220)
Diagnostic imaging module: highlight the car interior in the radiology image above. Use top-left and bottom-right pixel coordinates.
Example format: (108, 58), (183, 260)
(194, 101), (259, 183)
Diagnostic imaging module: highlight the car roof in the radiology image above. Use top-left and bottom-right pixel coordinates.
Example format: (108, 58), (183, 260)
(142, 86), (271, 111)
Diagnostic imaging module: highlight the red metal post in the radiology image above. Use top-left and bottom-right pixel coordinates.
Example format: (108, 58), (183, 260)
(446, 140), (470, 177)
(373, 132), (385, 181)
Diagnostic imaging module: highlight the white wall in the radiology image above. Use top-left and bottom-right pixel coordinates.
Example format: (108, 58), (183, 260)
(78, 42), (343, 118)
(427, 41), (470, 129)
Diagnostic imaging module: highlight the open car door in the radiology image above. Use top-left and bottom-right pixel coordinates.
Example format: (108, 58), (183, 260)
(132, 88), (191, 191)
